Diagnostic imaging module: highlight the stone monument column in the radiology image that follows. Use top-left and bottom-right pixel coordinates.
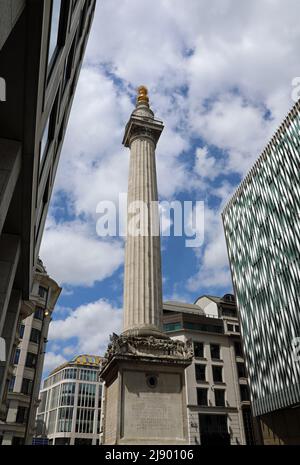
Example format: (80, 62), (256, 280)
(123, 86), (165, 338)
(100, 87), (193, 446)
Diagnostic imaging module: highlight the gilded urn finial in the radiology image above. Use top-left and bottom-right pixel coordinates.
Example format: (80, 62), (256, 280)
(137, 85), (149, 106)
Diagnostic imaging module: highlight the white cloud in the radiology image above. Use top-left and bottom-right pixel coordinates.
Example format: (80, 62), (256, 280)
(194, 146), (223, 180)
(186, 203), (232, 291)
(40, 218), (124, 287)
(45, 0), (300, 299)
(48, 299), (123, 355)
(44, 352), (67, 373)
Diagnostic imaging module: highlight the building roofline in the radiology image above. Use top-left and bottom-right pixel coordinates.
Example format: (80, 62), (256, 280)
(49, 354), (103, 376)
(193, 294), (235, 305)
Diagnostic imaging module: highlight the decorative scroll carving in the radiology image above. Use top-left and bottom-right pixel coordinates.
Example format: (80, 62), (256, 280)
(128, 124), (160, 145)
(102, 333), (194, 367)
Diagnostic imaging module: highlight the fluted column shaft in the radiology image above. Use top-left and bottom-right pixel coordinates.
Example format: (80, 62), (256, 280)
(123, 132), (164, 337)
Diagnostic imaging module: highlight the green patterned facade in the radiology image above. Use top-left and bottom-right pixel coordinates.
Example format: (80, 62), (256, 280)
(222, 99), (300, 417)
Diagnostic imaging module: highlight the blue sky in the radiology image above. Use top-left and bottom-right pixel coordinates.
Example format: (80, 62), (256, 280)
(40, 0), (300, 374)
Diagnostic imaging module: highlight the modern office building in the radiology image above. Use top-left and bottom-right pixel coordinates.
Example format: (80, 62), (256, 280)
(0, 259), (61, 445)
(163, 295), (258, 445)
(0, 0), (96, 417)
(222, 98), (300, 444)
(36, 355), (102, 445)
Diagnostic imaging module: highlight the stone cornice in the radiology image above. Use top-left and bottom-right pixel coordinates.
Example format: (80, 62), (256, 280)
(122, 115), (164, 148)
(101, 333), (194, 378)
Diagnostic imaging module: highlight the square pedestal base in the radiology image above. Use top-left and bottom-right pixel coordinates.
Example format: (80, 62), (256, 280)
(100, 335), (193, 445)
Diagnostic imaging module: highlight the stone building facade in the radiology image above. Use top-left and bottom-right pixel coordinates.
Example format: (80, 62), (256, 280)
(0, 259), (61, 445)
(163, 295), (258, 445)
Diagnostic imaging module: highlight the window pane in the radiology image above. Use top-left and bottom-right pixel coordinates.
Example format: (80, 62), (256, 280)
(21, 378), (33, 395)
(30, 328), (41, 344)
(195, 364), (206, 382)
(40, 117), (50, 161)
(215, 389), (225, 407)
(60, 383), (75, 406)
(26, 352), (37, 368)
(19, 325), (25, 339)
(48, 0), (62, 66)
(38, 286), (48, 299)
(8, 376), (15, 392)
(210, 344), (220, 359)
(47, 410), (57, 434)
(237, 362), (246, 378)
(197, 388), (208, 406)
(212, 366), (223, 383)
(234, 341), (243, 357)
(34, 307), (44, 320)
(194, 342), (204, 358)
(14, 349), (21, 365)
(240, 384), (250, 401)
(57, 407), (73, 432)
(16, 407), (28, 424)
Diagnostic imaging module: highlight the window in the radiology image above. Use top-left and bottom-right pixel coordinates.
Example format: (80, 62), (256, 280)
(194, 342), (204, 358)
(163, 322), (182, 332)
(38, 392), (47, 413)
(60, 383), (76, 406)
(212, 366), (223, 383)
(57, 407), (73, 432)
(240, 384), (250, 402)
(34, 307), (44, 321)
(47, 410), (57, 435)
(50, 385), (61, 409)
(184, 322), (223, 334)
(234, 341), (243, 357)
(30, 328), (41, 344)
(79, 369), (97, 381)
(40, 89), (60, 165)
(19, 325), (25, 339)
(199, 414), (229, 445)
(48, 0), (62, 67)
(8, 376), (15, 392)
(38, 286), (48, 299)
(242, 407), (255, 445)
(62, 30), (77, 92)
(40, 116), (50, 161)
(197, 388), (208, 406)
(26, 352), (37, 369)
(21, 378), (33, 396)
(227, 324), (234, 332)
(76, 408), (94, 434)
(210, 344), (221, 360)
(215, 389), (226, 407)
(237, 363), (246, 378)
(78, 383), (96, 408)
(195, 364), (206, 382)
(63, 368), (77, 380)
(222, 308), (237, 317)
(57, 110), (66, 146)
(14, 349), (21, 365)
(16, 407), (28, 424)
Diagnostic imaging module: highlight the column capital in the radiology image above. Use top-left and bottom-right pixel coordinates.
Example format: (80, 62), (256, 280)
(122, 114), (164, 148)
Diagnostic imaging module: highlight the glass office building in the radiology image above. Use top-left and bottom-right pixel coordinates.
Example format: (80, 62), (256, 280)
(36, 355), (102, 445)
(0, 0), (96, 424)
(222, 99), (300, 444)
